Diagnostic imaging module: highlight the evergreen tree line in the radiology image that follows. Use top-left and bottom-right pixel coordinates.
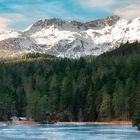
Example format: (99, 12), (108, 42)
(0, 42), (140, 127)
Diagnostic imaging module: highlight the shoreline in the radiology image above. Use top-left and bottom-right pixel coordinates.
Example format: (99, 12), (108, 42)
(10, 121), (40, 125)
(56, 121), (132, 125)
(0, 121), (132, 126)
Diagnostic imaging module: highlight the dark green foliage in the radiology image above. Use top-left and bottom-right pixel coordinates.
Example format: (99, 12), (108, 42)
(0, 42), (140, 126)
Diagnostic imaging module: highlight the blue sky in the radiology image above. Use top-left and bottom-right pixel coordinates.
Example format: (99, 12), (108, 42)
(0, 0), (140, 31)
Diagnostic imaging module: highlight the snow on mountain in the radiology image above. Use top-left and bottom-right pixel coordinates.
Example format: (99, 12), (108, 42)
(0, 15), (140, 58)
(0, 31), (21, 41)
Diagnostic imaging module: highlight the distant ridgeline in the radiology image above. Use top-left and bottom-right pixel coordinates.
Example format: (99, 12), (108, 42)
(0, 42), (140, 128)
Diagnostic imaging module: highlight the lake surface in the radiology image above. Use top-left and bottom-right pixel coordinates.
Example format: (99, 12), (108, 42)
(0, 124), (139, 140)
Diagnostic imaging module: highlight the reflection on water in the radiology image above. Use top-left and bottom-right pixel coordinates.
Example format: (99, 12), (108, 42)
(0, 124), (139, 140)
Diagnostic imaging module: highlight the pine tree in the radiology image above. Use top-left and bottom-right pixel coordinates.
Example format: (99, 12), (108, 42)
(85, 87), (96, 121)
(48, 74), (59, 113)
(133, 92), (140, 130)
(99, 93), (112, 121)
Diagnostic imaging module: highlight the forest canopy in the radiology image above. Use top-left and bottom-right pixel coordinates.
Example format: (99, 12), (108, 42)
(0, 42), (140, 128)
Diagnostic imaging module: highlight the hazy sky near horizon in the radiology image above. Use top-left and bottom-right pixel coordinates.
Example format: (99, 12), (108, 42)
(0, 0), (140, 31)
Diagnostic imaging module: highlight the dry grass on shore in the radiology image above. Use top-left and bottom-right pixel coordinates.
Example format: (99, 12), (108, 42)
(56, 121), (132, 125)
(10, 121), (39, 125)
(1, 120), (132, 126)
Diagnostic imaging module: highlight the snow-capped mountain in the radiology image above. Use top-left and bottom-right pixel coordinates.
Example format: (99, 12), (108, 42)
(0, 15), (140, 58)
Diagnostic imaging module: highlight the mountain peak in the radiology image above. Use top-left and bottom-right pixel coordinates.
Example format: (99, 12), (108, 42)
(28, 15), (121, 31)
(105, 15), (120, 25)
(106, 15), (120, 20)
(31, 18), (66, 28)
(84, 15), (120, 29)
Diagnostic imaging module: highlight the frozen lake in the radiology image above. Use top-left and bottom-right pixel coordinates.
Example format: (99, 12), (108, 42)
(0, 124), (139, 140)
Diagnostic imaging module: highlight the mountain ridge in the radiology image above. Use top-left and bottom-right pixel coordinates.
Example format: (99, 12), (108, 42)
(0, 15), (140, 58)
